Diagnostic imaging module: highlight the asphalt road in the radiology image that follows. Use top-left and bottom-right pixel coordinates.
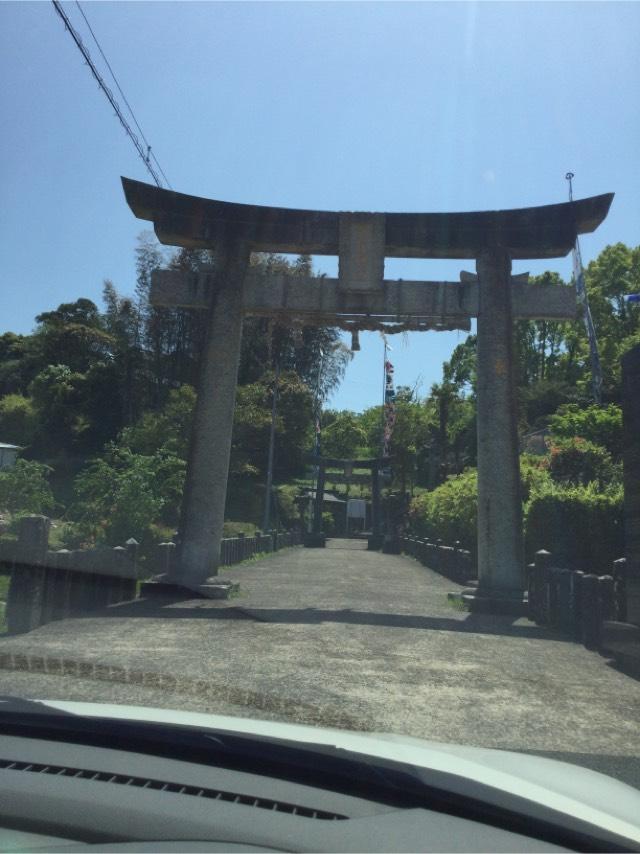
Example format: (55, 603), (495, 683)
(1, 539), (639, 787)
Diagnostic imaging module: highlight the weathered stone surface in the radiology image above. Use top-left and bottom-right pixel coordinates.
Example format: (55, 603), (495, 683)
(151, 269), (577, 323)
(338, 213), (385, 292)
(177, 239), (250, 584)
(122, 177), (613, 260)
(475, 249), (524, 599)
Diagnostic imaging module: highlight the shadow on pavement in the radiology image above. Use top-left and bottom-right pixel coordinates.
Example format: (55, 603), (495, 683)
(71, 596), (573, 642)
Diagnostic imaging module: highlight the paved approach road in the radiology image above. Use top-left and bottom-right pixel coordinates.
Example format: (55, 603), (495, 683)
(1, 540), (639, 787)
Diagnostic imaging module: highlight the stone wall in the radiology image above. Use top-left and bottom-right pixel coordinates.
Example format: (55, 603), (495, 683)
(527, 549), (628, 650)
(1, 518), (303, 635)
(400, 535), (476, 584)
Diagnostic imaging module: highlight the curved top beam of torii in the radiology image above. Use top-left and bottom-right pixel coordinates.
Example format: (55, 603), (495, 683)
(122, 177), (613, 261)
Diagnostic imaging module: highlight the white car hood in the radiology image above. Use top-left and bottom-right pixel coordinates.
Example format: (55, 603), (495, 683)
(34, 699), (640, 845)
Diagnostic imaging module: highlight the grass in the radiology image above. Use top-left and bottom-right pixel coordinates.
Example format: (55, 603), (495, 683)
(446, 593), (471, 612)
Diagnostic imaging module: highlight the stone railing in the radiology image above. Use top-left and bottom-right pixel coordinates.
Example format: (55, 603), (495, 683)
(0, 515), (141, 635)
(155, 528), (302, 574)
(527, 550), (628, 651)
(1, 517), (303, 636)
(399, 535), (476, 584)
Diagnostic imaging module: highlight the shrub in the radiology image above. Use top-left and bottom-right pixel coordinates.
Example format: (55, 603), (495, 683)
(409, 460), (554, 553)
(409, 469), (478, 551)
(548, 403), (623, 459)
(322, 511), (336, 536)
(543, 437), (619, 488)
(72, 446), (185, 546)
(0, 459), (55, 515)
(525, 481), (624, 573)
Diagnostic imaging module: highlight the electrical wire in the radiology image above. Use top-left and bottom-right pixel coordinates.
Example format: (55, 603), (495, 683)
(51, 0), (170, 189)
(73, 1), (172, 190)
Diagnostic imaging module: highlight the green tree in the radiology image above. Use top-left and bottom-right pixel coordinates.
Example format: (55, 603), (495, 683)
(32, 298), (114, 375)
(0, 459), (55, 515)
(120, 385), (197, 459)
(0, 394), (37, 446)
(548, 403), (623, 459)
(28, 364), (86, 454)
(72, 446), (185, 544)
(321, 412), (368, 459)
(561, 243), (640, 400)
(231, 371), (314, 479)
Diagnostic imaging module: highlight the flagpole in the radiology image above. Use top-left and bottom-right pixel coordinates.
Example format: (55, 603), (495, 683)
(566, 172), (603, 404)
(381, 337), (387, 456)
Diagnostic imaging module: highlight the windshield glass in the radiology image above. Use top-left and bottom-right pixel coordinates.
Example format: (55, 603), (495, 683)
(1, 0), (639, 797)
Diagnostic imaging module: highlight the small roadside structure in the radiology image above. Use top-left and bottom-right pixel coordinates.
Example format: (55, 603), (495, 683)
(0, 443), (21, 469)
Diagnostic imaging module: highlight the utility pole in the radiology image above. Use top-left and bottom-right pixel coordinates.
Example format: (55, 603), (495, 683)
(262, 360), (280, 532)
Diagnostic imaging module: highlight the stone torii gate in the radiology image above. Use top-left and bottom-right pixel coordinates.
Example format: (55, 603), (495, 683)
(122, 177), (612, 610)
(303, 455), (389, 549)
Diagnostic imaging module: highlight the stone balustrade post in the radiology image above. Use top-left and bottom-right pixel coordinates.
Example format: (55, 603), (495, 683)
(156, 542), (177, 578)
(571, 571), (585, 641)
(557, 568), (572, 633)
(125, 538), (140, 571)
(612, 557), (628, 622)
(531, 550), (551, 625)
(454, 541), (462, 581)
(599, 575), (615, 624)
(548, 567), (561, 628)
(6, 515), (51, 634)
(526, 562), (535, 619)
(581, 574), (601, 649)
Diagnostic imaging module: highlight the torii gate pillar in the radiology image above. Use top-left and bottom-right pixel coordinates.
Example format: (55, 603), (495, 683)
(470, 248), (525, 610)
(177, 237), (250, 585)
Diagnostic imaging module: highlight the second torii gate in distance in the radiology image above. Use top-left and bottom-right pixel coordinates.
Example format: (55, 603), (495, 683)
(122, 177), (612, 612)
(303, 455), (389, 549)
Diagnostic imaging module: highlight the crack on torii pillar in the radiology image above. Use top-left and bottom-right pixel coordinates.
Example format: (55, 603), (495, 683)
(120, 177), (613, 610)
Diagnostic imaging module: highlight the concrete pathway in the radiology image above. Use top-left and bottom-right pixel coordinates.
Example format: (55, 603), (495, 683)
(1, 540), (639, 787)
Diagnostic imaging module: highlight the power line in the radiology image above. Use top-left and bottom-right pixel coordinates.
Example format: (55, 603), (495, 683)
(51, 0), (170, 189)
(73, 1), (172, 189)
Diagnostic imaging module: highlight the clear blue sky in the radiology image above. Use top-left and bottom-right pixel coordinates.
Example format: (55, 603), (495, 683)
(2, 1), (639, 411)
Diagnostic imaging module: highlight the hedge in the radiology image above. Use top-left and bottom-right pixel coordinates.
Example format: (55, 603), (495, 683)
(524, 483), (624, 574)
(409, 463), (624, 575)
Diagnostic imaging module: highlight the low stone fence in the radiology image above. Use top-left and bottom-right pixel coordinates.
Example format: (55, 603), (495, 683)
(1, 517), (303, 636)
(0, 516), (141, 635)
(399, 535), (476, 584)
(527, 549), (628, 651)
(154, 528), (302, 574)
